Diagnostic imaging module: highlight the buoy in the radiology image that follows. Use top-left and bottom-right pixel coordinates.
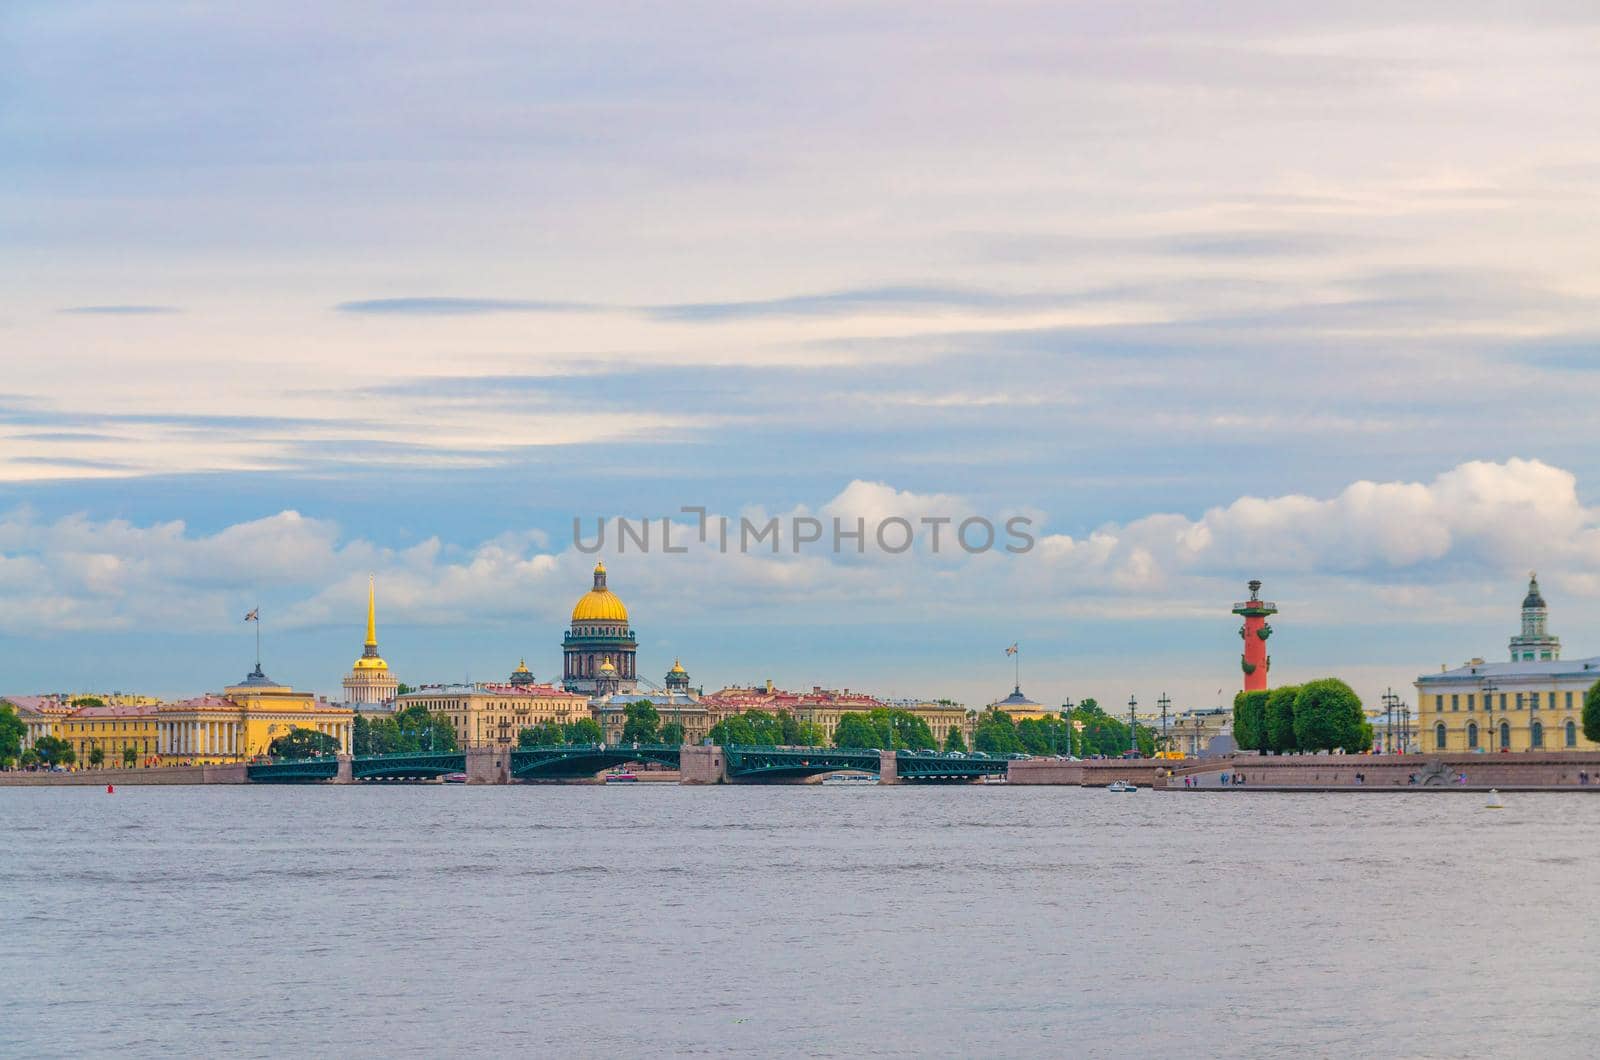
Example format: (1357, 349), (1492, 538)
(1485, 788), (1503, 809)
(106, 784), (114, 794)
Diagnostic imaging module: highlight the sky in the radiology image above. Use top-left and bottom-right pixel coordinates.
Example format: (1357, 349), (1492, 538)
(3, 2), (1600, 713)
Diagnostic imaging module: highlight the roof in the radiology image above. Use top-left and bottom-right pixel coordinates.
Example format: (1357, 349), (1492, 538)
(991, 686), (1045, 709)
(399, 682), (587, 700)
(1418, 656), (1600, 685)
(3, 695), (76, 715)
(67, 703), (158, 719)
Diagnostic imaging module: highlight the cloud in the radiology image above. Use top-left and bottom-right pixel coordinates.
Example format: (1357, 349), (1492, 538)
(334, 297), (598, 315)
(58, 305), (180, 315)
(5, 459), (1597, 640)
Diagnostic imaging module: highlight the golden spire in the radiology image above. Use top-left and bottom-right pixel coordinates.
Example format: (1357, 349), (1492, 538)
(366, 573), (377, 647)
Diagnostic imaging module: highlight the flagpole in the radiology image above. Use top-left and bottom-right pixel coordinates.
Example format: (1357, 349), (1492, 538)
(256, 606), (261, 669)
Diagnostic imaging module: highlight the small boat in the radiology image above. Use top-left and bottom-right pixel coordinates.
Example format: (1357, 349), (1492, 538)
(1486, 788), (1504, 809)
(822, 772), (879, 786)
(1108, 780), (1139, 792)
(441, 772), (468, 784)
(604, 771), (638, 783)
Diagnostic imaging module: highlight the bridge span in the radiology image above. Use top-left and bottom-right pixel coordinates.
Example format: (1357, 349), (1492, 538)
(247, 744), (1010, 785)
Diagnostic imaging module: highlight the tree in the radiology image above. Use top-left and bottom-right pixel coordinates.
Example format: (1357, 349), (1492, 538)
(352, 713), (372, 755)
(71, 697), (105, 708)
(88, 745), (106, 768)
(0, 701), (24, 768)
(1264, 685), (1301, 753)
(943, 727), (967, 752)
(973, 710), (1023, 753)
(564, 717), (604, 745)
(32, 735), (74, 767)
(20, 749), (39, 769)
(391, 704), (458, 752)
(122, 746), (138, 768)
(832, 713), (881, 749)
(877, 709), (937, 750)
(518, 721), (566, 747)
(1017, 716), (1073, 756)
(1233, 690), (1269, 751)
(395, 683), (416, 695)
(1585, 680), (1600, 744)
(660, 722), (685, 745)
(621, 701), (661, 744)
(1292, 679), (1366, 753)
(268, 727), (340, 759)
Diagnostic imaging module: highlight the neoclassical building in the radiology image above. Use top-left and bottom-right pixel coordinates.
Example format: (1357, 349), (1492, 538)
(562, 562), (638, 695)
(396, 681), (591, 749)
(157, 665), (354, 762)
(342, 576), (400, 706)
(593, 659), (711, 744)
(1416, 575), (1600, 753)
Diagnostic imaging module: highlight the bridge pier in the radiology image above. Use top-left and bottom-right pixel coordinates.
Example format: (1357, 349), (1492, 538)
(464, 745), (511, 784)
(679, 744), (727, 784)
(335, 754), (353, 785)
(877, 750), (899, 785)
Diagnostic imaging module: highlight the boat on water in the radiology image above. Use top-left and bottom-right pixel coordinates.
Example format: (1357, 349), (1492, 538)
(822, 772), (879, 786)
(604, 771), (639, 783)
(1107, 780), (1138, 792)
(441, 773), (468, 784)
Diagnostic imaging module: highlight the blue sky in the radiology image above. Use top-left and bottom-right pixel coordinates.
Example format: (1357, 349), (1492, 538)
(3, 2), (1600, 711)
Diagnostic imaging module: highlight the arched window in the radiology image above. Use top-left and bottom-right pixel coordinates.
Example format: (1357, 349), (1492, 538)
(1467, 722), (1478, 750)
(1531, 721), (1544, 748)
(1499, 721), (1511, 750)
(1435, 723), (1448, 750)
(1567, 720), (1577, 747)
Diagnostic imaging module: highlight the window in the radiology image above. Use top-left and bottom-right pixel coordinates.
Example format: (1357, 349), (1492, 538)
(1515, 693), (1524, 711)
(1435, 696), (1443, 713)
(1567, 720), (1577, 748)
(1435, 723), (1448, 750)
(1530, 692), (1540, 711)
(1467, 694), (1475, 712)
(1499, 722), (1511, 750)
(1467, 722), (1478, 749)
(1451, 694), (1459, 711)
(1500, 694), (1508, 710)
(1531, 721), (1544, 748)
(1566, 692), (1575, 710)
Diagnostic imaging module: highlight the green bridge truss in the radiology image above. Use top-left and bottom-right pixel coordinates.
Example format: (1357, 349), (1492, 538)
(511, 743), (680, 779)
(721, 746), (1011, 781)
(246, 757), (340, 783)
(353, 751), (467, 781)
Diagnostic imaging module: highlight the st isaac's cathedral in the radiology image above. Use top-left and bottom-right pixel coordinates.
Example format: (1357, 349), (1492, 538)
(562, 562), (638, 696)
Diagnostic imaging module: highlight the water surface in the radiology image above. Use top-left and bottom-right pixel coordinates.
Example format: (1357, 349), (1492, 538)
(2, 785), (1594, 1057)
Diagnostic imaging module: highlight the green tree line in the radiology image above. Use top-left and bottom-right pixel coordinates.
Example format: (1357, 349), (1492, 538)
(351, 705), (460, 755)
(1232, 678), (1372, 754)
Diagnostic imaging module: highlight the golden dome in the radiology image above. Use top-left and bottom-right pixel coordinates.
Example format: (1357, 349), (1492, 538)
(513, 658), (530, 673)
(571, 562), (629, 623)
(598, 657), (618, 673)
(353, 655), (389, 671)
(669, 658), (686, 674)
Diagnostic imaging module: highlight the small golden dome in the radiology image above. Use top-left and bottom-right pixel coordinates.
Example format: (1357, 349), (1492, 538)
(353, 654), (389, 671)
(571, 561), (628, 623)
(598, 657), (618, 673)
(514, 658), (530, 673)
(669, 658), (686, 674)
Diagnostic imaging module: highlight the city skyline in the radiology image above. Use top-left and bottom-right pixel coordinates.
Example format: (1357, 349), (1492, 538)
(6, 4), (1600, 710)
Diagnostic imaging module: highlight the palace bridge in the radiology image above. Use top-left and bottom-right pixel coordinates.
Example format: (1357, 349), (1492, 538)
(245, 744), (1012, 785)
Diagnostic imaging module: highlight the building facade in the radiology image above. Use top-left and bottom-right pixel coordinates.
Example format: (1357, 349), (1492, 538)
(592, 660), (711, 744)
(1416, 577), (1600, 753)
(156, 666), (354, 763)
(397, 682), (592, 748)
(53, 703), (161, 766)
(562, 563), (638, 695)
(342, 575), (400, 706)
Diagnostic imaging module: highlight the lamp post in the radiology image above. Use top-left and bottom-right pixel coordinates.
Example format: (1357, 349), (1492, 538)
(1127, 695), (1138, 758)
(1157, 693), (1171, 756)
(1381, 688), (1399, 753)
(1061, 699), (1074, 758)
(1481, 680), (1498, 755)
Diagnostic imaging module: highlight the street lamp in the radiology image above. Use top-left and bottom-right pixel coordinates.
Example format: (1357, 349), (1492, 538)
(1481, 680), (1498, 755)
(1061, 698), (1074, 758)
(1127, 695), (1138, 758)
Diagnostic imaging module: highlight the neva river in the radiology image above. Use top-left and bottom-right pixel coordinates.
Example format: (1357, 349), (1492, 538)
(4, 785), (1597, 1058)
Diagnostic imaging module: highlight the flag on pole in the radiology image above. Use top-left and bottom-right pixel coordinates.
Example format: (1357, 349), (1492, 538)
(244, 608), (259, 622)
(1005, 643), (1018, 656)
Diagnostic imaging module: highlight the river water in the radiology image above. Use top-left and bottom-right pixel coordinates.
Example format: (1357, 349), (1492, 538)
(2, 784), (1596, 1058)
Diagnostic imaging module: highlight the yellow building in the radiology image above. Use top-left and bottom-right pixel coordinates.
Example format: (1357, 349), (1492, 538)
(156, 666), (354, 763)
(396, 681), (592, 748)
(342, 575), (400, 706)
(8, 696), (75, 753)
(988, 684), (1054, 723)
(56, 703), (161, 767)
(1416, 576), (1600, 753)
